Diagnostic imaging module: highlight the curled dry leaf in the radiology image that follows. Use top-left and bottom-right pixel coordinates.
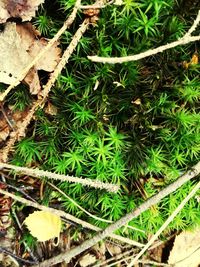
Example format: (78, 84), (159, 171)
(168, 228), (200, 267)
(0, 22), (61, 94)
(0, 0), (44, 23)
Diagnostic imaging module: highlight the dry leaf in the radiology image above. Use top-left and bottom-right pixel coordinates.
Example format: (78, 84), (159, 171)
(24, 211), (62, 242)
(168, 228), (200, 267)
(45, 102), (58, 116)
(0, 22), (61, 94)
(79, 254), (97, 267)
(0, 0), (44, 23)
(106, 242), (122, 256)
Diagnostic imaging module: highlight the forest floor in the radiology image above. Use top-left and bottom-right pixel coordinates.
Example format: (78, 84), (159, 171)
(0, 0), (200, 266)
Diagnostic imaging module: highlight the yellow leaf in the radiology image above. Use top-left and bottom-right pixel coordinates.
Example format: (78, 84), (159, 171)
(24, 211), (61, 242)
(183, 52), (198, 69)
(190, 53), (198, 65)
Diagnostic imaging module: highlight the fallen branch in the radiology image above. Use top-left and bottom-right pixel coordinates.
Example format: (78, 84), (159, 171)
(88, 10), (200, 63)
(0, 162), (119, 192)
(127, 180), (200, 267)
(33, 161), (200, 267)
(0, 188), (143, 248)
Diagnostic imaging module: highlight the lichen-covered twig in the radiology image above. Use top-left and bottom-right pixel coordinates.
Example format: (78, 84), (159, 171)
(88, 10), (200, 64)
(127, 180), (200, 267)
(0, 0), (81, 102)
(0, 162), (119, 193)
(33, 161), (200, 267)
(39, 18), (90, 103)
(0, 188), (143, 247)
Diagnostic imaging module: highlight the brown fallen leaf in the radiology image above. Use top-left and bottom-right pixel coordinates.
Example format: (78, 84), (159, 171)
(0, 22), (61, 94)
(0, 0), (44, 23)
(168, 228), (200, 267)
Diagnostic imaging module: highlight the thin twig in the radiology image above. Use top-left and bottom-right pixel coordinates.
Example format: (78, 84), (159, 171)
(88, 35), (200, 63)
(127, 180), (200, 267)
(0, 246), (38, 265)
(11, 208), (39, 262)
(0, 0), (81, 102)
(88, 10), (200, 64)
(184, 10), (200, 37)
(48, 182), (113, 222)
(0, 188), (143, 247)
(32, 161), (200, 267)
(48, 182), (144, 233)
(0, 162), (119, 192)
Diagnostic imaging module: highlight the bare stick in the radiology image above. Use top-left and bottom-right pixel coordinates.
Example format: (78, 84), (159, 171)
(88, 10), (200, 64)
(0, 0), (81, 102)
(0, 188), (143, 247)
(33, 161), (200, 267)
(0, 162), (119, 192)
(127, 180), (200, 267)
(88, 35), (200, 63)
